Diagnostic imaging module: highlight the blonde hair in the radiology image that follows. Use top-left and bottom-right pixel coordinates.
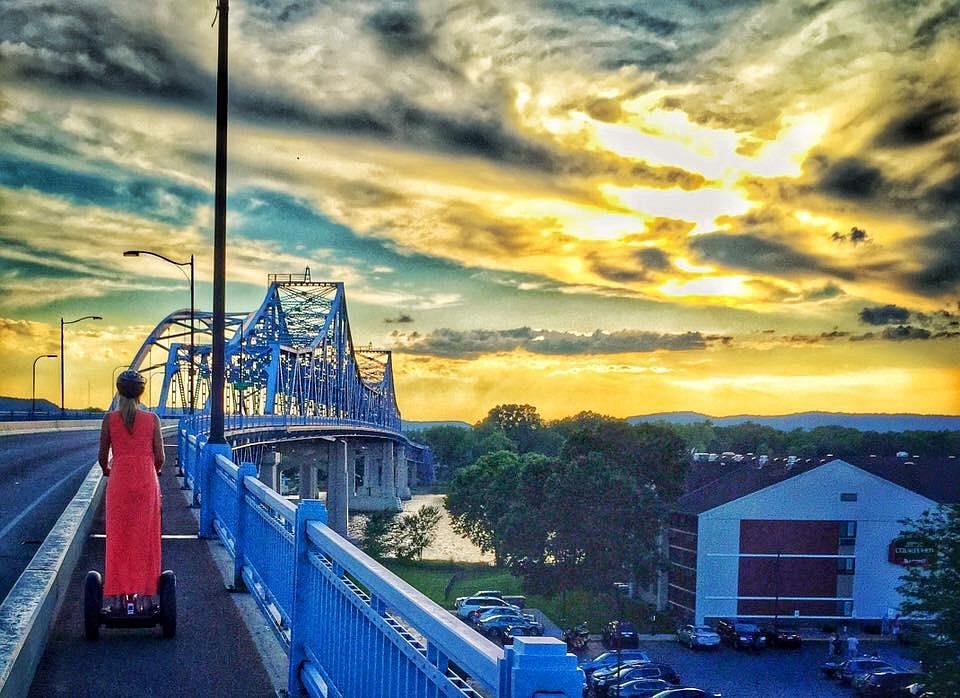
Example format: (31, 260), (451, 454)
(117, 395), (140, 432)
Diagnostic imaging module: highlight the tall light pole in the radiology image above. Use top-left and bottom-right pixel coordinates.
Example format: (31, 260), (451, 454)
(61, 315), (102, 413)
(123, 250), (195, 414)
(210, 0), (230, 444)
(32, 354), (57, 415)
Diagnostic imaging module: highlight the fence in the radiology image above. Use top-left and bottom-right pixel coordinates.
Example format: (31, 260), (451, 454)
(178, 417), (583, 698)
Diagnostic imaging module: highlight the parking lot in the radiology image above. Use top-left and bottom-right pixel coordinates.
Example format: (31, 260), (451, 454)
(579, 638), (920, 697)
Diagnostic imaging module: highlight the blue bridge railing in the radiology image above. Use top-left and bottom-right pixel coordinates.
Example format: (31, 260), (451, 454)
(178, 415), (584, 698)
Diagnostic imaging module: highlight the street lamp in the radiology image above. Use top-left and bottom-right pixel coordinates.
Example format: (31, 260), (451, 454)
(61, 315), (102, 413)
(124, 249), (195, 414)
(613, 582), (630, 683)
(32, 354), (57, 415)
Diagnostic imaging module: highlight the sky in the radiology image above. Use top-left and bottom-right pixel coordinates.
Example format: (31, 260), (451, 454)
(1, 0), (959, 420)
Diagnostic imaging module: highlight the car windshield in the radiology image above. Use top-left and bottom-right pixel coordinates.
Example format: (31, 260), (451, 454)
(851, 660), (890, 670)
(735, 624), (758, 632)
(616, 622), (637, 632)
(694, 626), (714, 633)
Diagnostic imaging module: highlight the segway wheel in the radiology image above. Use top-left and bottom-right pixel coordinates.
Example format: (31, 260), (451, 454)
(159, 570), (177, 639)
(83, 571), (102, 641)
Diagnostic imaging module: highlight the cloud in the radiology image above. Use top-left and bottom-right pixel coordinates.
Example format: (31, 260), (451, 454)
(831, 227), (871, 245)
(689, 232), (850, 280)
(858, 304), (911, 325)
(393, 326), (715, 358)
(874, 99), (958, 148)
(384, 313), (414, 324)
(879, 325), (932, 341)
(817, 158), (886, 201)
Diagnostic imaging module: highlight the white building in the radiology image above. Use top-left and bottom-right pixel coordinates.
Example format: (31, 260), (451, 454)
(668, 457), (958, 626)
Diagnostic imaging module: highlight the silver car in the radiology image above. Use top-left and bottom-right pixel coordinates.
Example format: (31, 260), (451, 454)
(676, 624), (721, 649)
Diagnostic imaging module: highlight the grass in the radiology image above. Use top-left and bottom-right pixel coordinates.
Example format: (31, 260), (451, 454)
(380, 560), (677, 634)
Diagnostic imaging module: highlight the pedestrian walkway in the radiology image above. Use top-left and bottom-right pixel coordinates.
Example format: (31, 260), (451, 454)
(28, 443), (277, 697)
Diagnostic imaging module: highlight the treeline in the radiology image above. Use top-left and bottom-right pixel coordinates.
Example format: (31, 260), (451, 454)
(409, 406), (960, 483)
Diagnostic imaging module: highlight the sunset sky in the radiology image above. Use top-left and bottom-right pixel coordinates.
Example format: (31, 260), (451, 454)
(1, 0), (959, 419)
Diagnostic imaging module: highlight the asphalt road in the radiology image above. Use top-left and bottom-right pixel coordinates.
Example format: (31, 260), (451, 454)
(0, 429), (101, 602)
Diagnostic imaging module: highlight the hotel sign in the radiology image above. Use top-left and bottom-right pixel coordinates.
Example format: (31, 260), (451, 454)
(888, 538), (936, 566)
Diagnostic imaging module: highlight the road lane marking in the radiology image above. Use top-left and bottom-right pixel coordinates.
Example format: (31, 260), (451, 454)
(0, 461), (94, 542)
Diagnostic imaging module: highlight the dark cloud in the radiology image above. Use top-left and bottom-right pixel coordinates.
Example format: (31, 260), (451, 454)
(817, 158), (886, 200)
(880, 325), (932, 341)
(874, 99), (958, 148)
(634, 248), (671, 271)
(384, 313), (414, 324)
(900, 227), (960, 296)
(0, 4), (213, 102)
(577, 5), (681, 36)
(366, 7), (433, 54)
(912, 5), (960, 47)
(588, 248), (671, 284)
(690, 233), (851, 279)
(831, 227), (871, 245)
(803, 283), (845, 301)
(397, 326), (714, 358)
(858, 304), (911, 325)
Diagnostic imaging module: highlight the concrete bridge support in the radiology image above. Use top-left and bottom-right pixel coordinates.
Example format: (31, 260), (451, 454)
(350, 438), (402, 512)
(325, 439), (349, 538)
(299, 460), (318, 500)
(259, 450), (280, 492)
(396, 443), (411, 500)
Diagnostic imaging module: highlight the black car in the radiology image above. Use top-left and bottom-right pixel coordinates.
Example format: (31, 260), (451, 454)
(592, 663), (681, 696)
(579, 650), (652, 681)
(476, 614), (543, 640)
(760, 625), (802, 648)
(650, 690), (723, 698)
(602, 620), (640, 649)
(609, 679), (672, 697)
(715, 619), (766, 650)
(858, 671), (926, 696)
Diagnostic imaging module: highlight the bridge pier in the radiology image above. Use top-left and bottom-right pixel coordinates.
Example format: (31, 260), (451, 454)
(396, 443), (411, 500)
(325, 439), (348, 538)
(299, 460), (318, 500)
(350, 438), (402, 512)
(259, 449), (280, 492)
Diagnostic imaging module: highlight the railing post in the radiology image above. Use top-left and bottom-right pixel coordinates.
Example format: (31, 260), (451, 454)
(287, 500), (327, 696)
(199, 441), (232, 539)
(502, 637), (584, 698)
(233, 461), (257, 590)
(192, 435), (207, 507)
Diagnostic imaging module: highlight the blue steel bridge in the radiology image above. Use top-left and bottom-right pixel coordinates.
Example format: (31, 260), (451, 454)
(0, 272), (583, 698)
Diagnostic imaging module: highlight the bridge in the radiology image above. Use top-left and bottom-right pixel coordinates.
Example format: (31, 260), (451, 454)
(0, 274), (583, 698)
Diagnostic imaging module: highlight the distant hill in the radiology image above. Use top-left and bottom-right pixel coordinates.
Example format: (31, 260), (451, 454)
(627, 411), (960, 432)
(0, 396), (59, 412)
(403, 420), (472, 432)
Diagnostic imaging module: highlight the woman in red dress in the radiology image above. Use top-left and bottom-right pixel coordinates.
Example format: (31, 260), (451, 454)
(97, 369), (164, 608)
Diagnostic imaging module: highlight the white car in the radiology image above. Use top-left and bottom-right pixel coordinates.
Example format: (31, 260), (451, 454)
(676, 624), (721, 649)
(454, 596), (520, 620)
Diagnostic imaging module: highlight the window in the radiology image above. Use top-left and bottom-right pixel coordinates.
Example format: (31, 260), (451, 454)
(839, 520), (857, 545)
(840, 492), (858, 502)
(838, 557), (856, 575)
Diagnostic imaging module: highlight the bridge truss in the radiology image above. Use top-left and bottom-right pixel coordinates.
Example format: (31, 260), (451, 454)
(128, 273), (401, 432)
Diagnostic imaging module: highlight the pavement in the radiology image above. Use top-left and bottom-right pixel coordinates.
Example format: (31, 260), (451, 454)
(28, 440), (278, 697)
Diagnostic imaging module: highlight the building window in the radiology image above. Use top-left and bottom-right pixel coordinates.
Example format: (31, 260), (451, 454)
(840, 492), (858, 502)
(838, 557), (856, 575)
(839, 520), (857, 545)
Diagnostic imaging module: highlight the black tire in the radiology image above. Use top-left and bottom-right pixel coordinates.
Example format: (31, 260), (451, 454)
(84, 571), (102, 641)
(159, 570), (177, 639)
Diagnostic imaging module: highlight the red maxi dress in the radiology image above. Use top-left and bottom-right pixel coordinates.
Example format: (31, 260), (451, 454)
(103, 410), (162, 596)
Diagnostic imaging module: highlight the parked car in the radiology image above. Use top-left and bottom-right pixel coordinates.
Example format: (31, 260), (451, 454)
(760, 625), (802, 648)
(858, 671), (926, 696)
(650, 690), (722, 698)
(503, 623), (542, 644)
(474, 607), (529, 625)
(454, 596), (519, 620)
(838, 659), (896, 685)
(676, 624), (721, 650)
(469, 589), (526, 608)
(478, 614), (543, 640)
(579, 650), (652, 680)
(715, 620), (766, 650)
(609, 679), (672, 697)
(602, 620), (640, 649)
(851, 667), (899, 691)
(592, 663), (680, 696)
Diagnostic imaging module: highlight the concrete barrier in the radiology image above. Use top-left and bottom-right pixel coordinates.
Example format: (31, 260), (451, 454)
(0, 464), (104, 698)
(0, 421), (102, 436)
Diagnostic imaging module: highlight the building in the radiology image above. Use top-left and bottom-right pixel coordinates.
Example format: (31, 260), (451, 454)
(667, 456), (960, 626)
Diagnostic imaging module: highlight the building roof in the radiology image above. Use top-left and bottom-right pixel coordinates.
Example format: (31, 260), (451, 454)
(673, 456), (960, 515)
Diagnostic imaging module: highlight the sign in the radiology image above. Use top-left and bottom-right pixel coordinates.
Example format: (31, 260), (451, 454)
(888, 538), (936, 566)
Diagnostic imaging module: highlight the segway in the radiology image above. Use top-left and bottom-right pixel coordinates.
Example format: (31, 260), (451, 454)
(83, 569), (177, 640)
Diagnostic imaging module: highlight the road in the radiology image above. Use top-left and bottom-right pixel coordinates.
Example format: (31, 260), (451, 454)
(0, 429), (101, 602)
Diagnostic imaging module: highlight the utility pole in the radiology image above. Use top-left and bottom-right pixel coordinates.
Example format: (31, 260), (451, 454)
(209, 0), (229, 444)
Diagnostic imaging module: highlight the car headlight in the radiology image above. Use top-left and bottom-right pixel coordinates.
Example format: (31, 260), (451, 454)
(739, 636), (750, 642)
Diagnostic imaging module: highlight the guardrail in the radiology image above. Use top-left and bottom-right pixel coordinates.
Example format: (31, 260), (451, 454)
(179, 416), (583, 697)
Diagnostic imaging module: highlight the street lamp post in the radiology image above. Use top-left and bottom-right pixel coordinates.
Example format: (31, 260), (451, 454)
(32, 354), (57, 415)
(613, 581), (629, 685)
(124, 250), (195, 414)
(61, 315), (102, 414)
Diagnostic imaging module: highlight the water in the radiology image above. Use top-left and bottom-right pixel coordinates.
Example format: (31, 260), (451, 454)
(345, 492), (493, 563)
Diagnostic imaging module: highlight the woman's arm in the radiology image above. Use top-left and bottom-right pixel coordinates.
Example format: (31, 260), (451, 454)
(98, 415), (111, 476)
(152, 413), (165, 474)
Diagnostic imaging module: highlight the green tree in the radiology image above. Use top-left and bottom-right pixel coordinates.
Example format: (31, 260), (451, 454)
(476, 404), (546, 453)
(413, 425), (477, 478)
(360, 511), (400, 559)
(390, 505), (443, 561)
(897, 505), (960, 694)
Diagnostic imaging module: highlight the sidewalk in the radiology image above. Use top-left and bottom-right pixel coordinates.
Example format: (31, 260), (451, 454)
(28, 445), (278, 697)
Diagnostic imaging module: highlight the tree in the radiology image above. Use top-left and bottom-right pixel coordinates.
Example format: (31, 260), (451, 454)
(390, 505), (443, 561)
(413, 425), (477, 479)
(360, 511), (400, 559)
(476, 404), (546, 453)
(897, 505), (960, 694)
